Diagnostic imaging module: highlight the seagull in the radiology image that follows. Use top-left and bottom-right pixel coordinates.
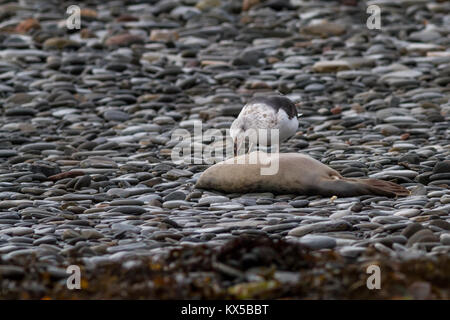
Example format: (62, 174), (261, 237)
(230, 95), (300, 155)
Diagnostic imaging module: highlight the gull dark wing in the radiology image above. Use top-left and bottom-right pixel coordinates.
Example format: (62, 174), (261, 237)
(248, 96), (297, 119)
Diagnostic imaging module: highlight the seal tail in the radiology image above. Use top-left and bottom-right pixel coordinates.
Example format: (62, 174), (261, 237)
(316, 178), (410, 197)
(353, 178), (410, 197)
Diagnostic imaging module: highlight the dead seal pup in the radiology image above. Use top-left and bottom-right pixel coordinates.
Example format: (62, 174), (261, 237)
(196, 152), (410, 197)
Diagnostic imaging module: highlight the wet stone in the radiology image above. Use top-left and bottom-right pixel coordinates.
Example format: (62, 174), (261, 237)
(162, 200), (192, 209)
(290, 200), (309, 208)
(109, 206), (147, 215)
(103, 110), (130, 122)
(407, 229), (440, 247)
(198, 196), (230, 205)
(288, 221), (352, 237)
(297, 235), (337, 250)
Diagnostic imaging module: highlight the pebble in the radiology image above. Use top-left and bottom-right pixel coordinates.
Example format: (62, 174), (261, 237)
(162, 200), (192, 209)
(297, 235), (337, 250)
(288, 221), (351, 237)
(198, 196), (230, 205)
(290, 200), (309, 208)
(407, 229), (440, 247)
(109, 206), (147, 215)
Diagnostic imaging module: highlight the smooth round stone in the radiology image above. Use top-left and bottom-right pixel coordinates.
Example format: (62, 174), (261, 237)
(262, 223), (299, 233)
(109, 199), (145, 206)
(384, 115), (418, 123)
(428, 220), (450, 231)
(163, 190), (187, 201)
(290, 200), (309, 208)
(111, 223), (141, 233)
(103, 110), (130, 121)
(105, 34), (144, 47)
(164, 169), (193, 179)
(373, 235), (407, 246)
(9, 236), (33, 244)
(374, 124), (401, 135)
(398, 153), (421, 164)
(122, 124), (160, 134)
(198, 196), (230, 205)
(339, 246), (366, 258)
(374, 243), (395, 255)
(440, 234), (450, 246)
(394, 209), (420, 218)
(74, 175), (91, 189)
(106, 243), (148, 253)
(150, 231), (182, 241)
(0, 227), (34, 236)
(30, 161), (61, 177)
(80, 230), (104, 240)
(19, 143), (57, 152)
(288, 221), (351, 237)
(440, 195), (450, 204)
(162, 200), (192, 209)
(312, 60), (350, 72)
(33, 235), (57, 245)
(153, 116), (175, 125)
(433, 161), (450, 174)
(298, 235), (337, 250)
(304, 83), (325, 92)
(400, 223), (424, 239)
(369, 170), (418, 179)
(0, 150), (18, 157)
(329, 210), (350, 219)
(209, 203), (244, 211)
(0, 265), (25, 278)
(52, 108), (78, 117)
(61, 229), (80, 240)
(392, 143), (417, 150)
(80, 157), (118, 169)
(109, 206), (147, 215)
(107, 188), (130, 198)
(0, 213), (20, 220)
(431, 246), (450, 254)
(429, 173), (450, 182)
(179, 119), (202, 128)
(407, 229), (439, 247)
(135, 194), (162, 203)
(5, 107), (36, 116)
(427, 191), (446, 198)
(243, 193), (275, 199)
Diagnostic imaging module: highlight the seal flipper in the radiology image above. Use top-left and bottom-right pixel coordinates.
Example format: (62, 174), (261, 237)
(353, 178), (410, 197)
(316, 178), (409, 197)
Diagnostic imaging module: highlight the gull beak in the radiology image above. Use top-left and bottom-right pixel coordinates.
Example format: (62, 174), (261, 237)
(234, 136), (246, 157)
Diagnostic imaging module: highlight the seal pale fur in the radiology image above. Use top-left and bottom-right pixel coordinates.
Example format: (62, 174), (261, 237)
(196, 152), (410, 197)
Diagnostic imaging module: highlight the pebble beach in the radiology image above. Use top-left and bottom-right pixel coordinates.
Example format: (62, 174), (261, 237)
(0, 0), (449, 299)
